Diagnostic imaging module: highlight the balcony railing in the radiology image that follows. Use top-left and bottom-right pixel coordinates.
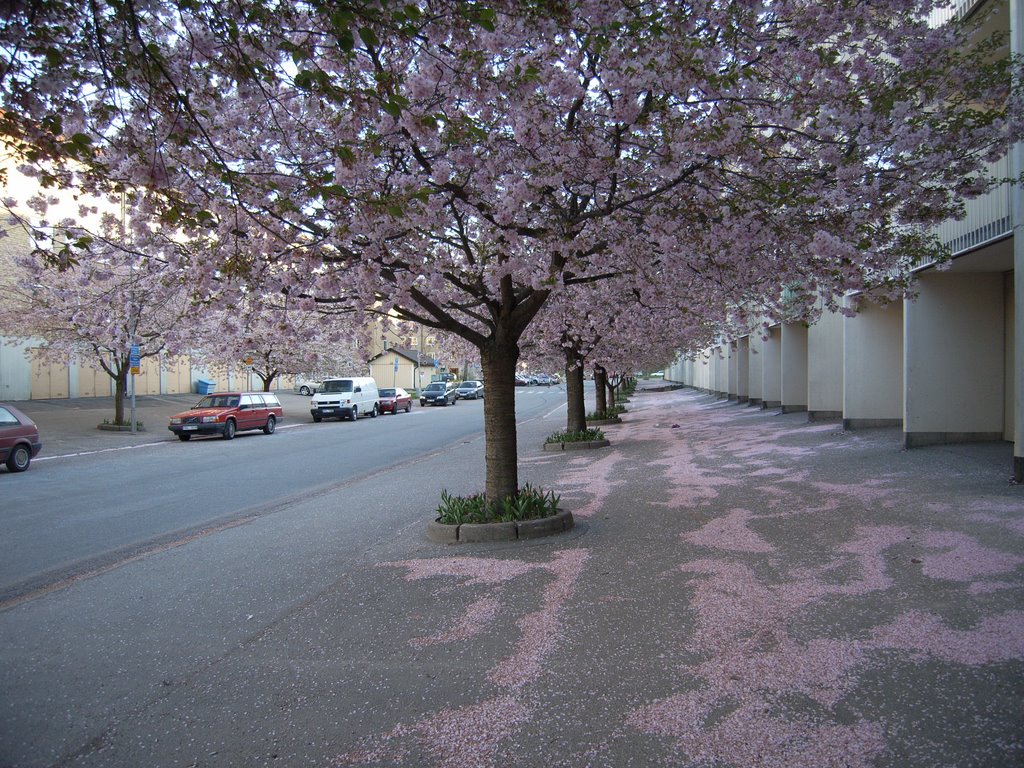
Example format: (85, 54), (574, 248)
(930, 0), (987, 26)
(931, 155), (1012, 258)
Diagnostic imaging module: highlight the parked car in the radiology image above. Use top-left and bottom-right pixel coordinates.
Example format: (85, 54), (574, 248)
(293, 377), (322, 396)
(379, 387), (412, 414)
(310, 376), (380, 421)
(534, 373), (554, 386)
(419, 380), (458, 406)
(168, 392), (283, 441)
(455, 380), (484, 400)
(0, 403), (42, 472)
(514, 375), (529, 386)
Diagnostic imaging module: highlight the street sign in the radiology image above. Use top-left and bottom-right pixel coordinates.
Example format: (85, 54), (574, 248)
(129, 344), (140, 375)
(394, 358), (399, 372)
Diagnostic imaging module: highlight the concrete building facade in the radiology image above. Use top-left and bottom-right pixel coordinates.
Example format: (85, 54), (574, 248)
(666, 0), (1024, 481)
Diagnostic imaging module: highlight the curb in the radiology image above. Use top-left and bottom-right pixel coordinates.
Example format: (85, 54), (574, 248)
(426, 510), (574, 544)
(542, 439), (611, 451)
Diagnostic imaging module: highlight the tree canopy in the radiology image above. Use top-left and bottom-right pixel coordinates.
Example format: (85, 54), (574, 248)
(2, 0), (1019, 500)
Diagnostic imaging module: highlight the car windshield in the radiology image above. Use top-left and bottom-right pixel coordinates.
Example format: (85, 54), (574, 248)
(195, 395), (239, 408)
(425, 383), (445, 391)
(320, 380), (354, 393)
(379, 388), (396, 397)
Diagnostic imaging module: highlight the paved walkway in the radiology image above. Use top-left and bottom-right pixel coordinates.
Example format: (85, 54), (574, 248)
(2, 385), (1022, 767)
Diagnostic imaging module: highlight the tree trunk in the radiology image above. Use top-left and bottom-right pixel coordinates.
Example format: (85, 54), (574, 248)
(565, 353), (587, 433)
(480, 339), (521, 505)
(594, 365), (607, 415)
(113, 364), (128, 425)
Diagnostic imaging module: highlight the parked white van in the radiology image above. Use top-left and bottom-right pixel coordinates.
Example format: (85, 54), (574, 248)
(310, 377), (380, 422)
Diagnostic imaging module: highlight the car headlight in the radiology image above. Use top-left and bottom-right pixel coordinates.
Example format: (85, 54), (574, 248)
(169, 417), (181, 425)
(201, 415), (219, 423)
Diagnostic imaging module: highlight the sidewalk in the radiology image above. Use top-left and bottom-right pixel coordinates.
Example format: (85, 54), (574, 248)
(2, 385), (1022, 767)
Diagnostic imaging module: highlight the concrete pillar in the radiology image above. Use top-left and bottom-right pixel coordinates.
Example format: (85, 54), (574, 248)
(781, 322), (809, 414)
(736, 337), (750, 403)
(1013, 0), (1024, 481)
(1006, 275), (1015, 441)
(808, 307), (844, 420)
(761, 325), (782, 409)
(843, 298), (903, 430)
(748, 332), (764, 406)
(727, 341), (739, 400)
(903, 272), (1006, 448)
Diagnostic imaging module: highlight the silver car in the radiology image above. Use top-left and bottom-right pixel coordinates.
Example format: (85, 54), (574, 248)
(455, 380), (484, 400)
(293, 378), (322, 396)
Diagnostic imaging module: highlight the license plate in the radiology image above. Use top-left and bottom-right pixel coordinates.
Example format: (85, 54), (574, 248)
(183, 425), (197, 431)
(321, 408), (335, 413)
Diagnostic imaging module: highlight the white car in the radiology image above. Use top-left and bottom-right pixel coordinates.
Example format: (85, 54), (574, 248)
(310, 377), (380, 421)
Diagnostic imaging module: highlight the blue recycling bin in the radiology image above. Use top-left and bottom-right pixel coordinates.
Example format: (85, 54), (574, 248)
(195, 378), (216, 395)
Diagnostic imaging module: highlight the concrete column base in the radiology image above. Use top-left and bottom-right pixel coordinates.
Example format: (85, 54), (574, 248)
(781, 405), (808, 414)
(843, 418), (902, 430)
(808, 410), (842, 422)
(903, 431), (1006, 449)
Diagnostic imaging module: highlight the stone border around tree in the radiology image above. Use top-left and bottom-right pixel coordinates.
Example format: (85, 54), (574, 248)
(542, 439), (611, 451)
(98, 424), (146, 432)
(586, 417), (621, 426)
(427, 510), (575, 544)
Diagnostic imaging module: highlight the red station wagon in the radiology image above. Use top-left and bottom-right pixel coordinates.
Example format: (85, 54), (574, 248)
(168, 392), (283, 441)
(378, 387), (413, 414)
(0, 403), (42, 472)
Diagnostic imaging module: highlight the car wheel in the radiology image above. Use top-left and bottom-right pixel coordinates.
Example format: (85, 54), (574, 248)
(371, 404), (378, 418)
(223, 419), (236, 440)
(299, 386), (311, 396)
(177, 434), (192, 442)
(6, 444), (31, 472)
(405, 402), (412, 413)
(312, 413), (322, 423)
(263, 415), (276, 434)
(350, 406), (358, 421)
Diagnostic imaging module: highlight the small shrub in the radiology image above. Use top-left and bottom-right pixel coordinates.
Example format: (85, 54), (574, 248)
(436, 484), (560, 525)
(586, 404), (624, 420)
(545, 427), (605, 444)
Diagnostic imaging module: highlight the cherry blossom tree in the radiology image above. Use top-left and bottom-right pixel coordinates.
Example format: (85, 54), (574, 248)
(191, 295), (369, 392)
(2, 1), (1020, 503)
(0, 213), (194, 425)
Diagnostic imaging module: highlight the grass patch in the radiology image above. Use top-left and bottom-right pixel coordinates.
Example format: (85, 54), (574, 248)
(586, 404), (624, 420)
(545, 427), (605, 444)
(436, 484), (560, 525)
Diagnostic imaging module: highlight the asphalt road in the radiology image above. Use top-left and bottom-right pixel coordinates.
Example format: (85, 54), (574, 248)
(0, 386), (571, 606)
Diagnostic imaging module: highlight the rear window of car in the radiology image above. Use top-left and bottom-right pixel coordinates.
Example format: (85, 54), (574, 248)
(0, 407), (20, 426)
(263, 394), (281, 407)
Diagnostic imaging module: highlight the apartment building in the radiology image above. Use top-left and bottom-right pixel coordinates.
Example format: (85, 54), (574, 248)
(665, 0), (1024, 481)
